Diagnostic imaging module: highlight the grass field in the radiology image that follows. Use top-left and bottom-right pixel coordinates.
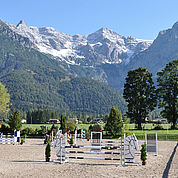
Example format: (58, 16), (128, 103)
(19, 123), (178, 140)
(22, 124), (60, 130)
(22, 123), (178, 134)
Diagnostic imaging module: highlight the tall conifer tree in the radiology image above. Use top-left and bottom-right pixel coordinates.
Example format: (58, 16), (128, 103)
(105, 106), (123, 137)
(8, 109), (22, 132)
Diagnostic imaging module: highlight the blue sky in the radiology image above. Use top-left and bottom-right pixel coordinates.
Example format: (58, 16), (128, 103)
(1, 0), (177, 40)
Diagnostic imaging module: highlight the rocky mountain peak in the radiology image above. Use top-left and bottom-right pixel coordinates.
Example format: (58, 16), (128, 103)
(171, 21), (178, 37)
(172, 21), (178, 29)
(6, 20), (153, 66)
(97, 27), (112, 34)
(16, 20), (28, 28)
(154, 21), (178, 43)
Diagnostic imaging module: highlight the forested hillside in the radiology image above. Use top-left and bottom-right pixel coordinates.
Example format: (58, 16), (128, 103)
(0, 20), (126, 114)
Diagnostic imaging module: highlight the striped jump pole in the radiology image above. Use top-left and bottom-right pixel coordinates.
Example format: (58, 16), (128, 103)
(64, 145), (123, 150)
(67, 156), (121, 161)
(67, 150), (121, 155)
(0, 135), (14, 145)
(58, 155), (121, 161)
(102, 139), (124, 144)
(0, 131), (20, 145)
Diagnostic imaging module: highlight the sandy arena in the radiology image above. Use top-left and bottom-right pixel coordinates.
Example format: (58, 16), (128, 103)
(0, 139), (177, 178)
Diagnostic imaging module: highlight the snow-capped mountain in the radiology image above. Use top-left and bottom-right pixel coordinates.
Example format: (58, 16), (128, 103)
(8, 20), (152, 66)
(1, 19), (178, 92)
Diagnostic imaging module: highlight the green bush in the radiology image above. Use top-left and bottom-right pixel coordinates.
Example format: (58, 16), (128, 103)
(153, 124), (163, 130)
(20, 134), (26, 145)
(0, 123), (11, 134)
(21, 126), (48, 136)
(92, 124), (102, 131)
(21, 127), (35, 136)
(140, 143), (147, 165)
(70, 136), (74, 145)
(66, 120), (76, 132)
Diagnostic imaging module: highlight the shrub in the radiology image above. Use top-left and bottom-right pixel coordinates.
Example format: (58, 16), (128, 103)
(92, 124), (102, 131)
(140, 143), (147, 165)
(70, 136), (74, 145)
(21, 127), (35, 136)
(66, 120), (76, 132)
(85, 130), (90, 140)
(20, 134), (26, 145)
(45, 140), (51, 162)
(153, 124), (163, 130)
(0, 123), (11, 134)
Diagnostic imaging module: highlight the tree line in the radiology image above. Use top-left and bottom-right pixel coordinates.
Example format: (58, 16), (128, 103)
(0, 59), (177, 130)
(26, 110), (59, 124)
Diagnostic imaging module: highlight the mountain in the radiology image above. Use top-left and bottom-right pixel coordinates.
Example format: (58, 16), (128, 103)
(8, 21), (152, 66)
(1, 18), (177, 112)
(0, 20), (127, 114)
(128, 21), (178, 74)
(6, 20), (154, 90)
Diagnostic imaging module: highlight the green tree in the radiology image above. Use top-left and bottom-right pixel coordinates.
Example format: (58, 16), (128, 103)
(0, 82), (10, 121)
(26, 110), (32, 124)
(66, 120), (76, 131)
(92, 124), (102, 131)
(157, 59), (178, 129)
(105, 106), (123, 137)
(8, 109), (22, 132)
(123, 67), (157, 130)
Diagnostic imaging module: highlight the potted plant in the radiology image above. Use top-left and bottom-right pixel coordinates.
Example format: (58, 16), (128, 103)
(140, 143), (147, 165)
(20, 134), (26, 145)
(45, 140), (51, 162)
(70, 136), (74, 145)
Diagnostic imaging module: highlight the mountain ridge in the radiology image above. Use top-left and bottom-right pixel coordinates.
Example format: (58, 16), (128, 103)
(0, 20), (127, 114)
(1, 19), (178, 94)
(7, 20), (152, 66)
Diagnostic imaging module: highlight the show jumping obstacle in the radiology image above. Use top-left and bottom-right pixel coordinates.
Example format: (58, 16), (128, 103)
(0, 134), (14, 145)
(0, 131), (20, 145)
(145, 132), (158, 155)
(53, 131), (139, 166)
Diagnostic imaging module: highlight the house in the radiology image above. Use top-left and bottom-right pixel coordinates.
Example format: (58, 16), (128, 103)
(152, 118), (168, 123)
(69, 118), (79, 124)
(21, 119), (27, 124)
(92, 118), (104, 124)
(49, 119), (60, 124)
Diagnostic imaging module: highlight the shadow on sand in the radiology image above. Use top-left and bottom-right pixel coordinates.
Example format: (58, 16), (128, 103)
(162, 142), (178, 178)
(12, 160), (48, 164)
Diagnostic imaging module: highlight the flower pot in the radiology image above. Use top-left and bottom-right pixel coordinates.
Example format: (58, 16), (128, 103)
(142, 161), (146, 165)
(46, 157), (50, 162)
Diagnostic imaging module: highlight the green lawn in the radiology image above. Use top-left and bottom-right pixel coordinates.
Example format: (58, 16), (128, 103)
(22, 124), (178, 131)
(124, 123), (172, 130)
(22, 123), (177, 134)
(21, 123), (178, 140)
(128, 129), (178, 134)
(22, 124), (60, 130)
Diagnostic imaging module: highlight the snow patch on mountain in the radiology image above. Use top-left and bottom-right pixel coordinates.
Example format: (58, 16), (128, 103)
(7, 20), (153, 66)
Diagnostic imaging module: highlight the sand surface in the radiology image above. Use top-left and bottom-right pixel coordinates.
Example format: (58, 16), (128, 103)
(0, 139), (177, 178)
